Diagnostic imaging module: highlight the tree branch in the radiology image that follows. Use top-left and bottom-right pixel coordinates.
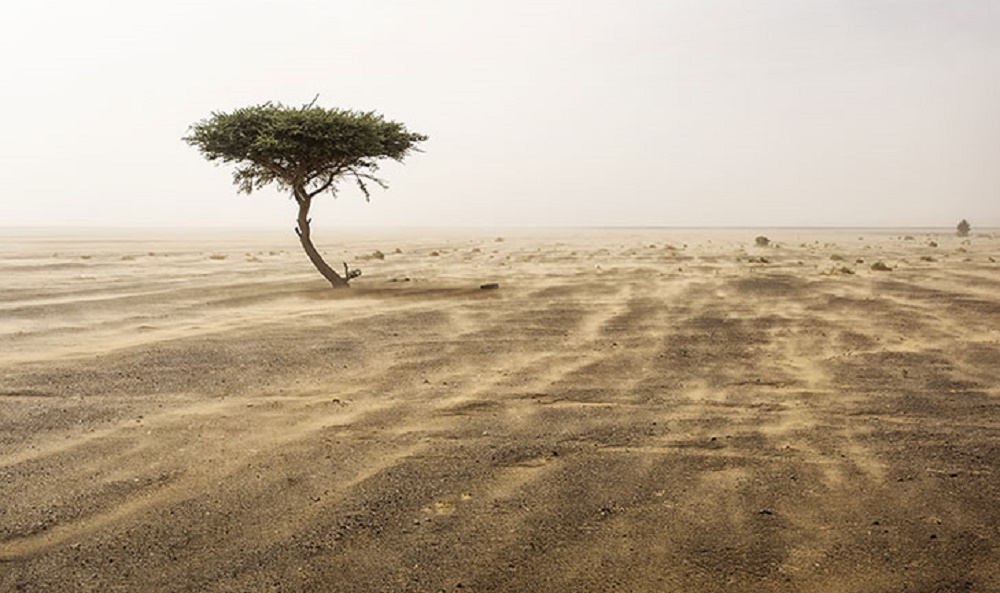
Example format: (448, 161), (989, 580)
(306, 166), (345, 199)
(342, 167), (388, 201)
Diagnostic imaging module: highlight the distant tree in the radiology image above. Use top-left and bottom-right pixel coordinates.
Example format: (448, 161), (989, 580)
(184, 99), (427, 287)
(957, 219), (971, 237)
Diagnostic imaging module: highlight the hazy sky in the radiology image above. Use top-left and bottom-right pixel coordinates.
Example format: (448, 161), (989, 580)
(2, 0), (998, 228)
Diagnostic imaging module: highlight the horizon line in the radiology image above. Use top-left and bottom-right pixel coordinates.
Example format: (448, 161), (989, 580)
(1, 224), (994, 232)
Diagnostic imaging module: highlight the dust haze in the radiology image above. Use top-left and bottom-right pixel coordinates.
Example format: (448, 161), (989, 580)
(2, 0), (998, 228)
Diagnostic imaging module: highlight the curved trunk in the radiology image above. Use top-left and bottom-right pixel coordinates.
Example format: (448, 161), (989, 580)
(296, 195), (349, 288)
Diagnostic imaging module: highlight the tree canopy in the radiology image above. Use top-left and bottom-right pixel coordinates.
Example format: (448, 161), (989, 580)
(185, 100), (427, 287)
(184, 100), (427, 201)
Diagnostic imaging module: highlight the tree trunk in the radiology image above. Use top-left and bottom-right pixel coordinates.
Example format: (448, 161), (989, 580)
(296, 195), (350, 288)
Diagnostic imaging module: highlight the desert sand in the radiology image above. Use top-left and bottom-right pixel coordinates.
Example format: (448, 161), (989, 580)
(1, 227), (999, 592)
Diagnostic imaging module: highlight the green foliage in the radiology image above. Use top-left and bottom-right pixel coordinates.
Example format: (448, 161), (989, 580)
(184, 100), (427, 200)
(957, 219), (971, 237)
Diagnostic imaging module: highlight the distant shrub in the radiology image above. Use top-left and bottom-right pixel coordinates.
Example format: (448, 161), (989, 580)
(754, 236), (770, 247)
(903, 235), (915, 241)
(920, 255), (935, 262)
(830, 254), (845, 261)
(208, 254), (227, 260)
(957, 219), (971, 237)
(871, 261), (892, 271)
(928, 241), (938, 248)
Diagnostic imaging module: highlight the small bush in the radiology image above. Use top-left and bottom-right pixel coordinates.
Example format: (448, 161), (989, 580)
(871, 261), (892, 272)
(754, 236), (770, 247)
(920, 255), (935, 262)
(957, 219), (971, 237)
(830, 254), (845, 261)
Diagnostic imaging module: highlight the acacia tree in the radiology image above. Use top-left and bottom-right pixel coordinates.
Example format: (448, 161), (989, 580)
(185, 100), (427, 287)
(957, 219), (971, 237)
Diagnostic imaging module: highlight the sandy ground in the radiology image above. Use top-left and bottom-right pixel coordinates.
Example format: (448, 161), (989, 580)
(2, 227), (999, 592)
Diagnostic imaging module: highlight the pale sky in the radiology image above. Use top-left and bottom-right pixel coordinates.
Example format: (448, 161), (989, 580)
(1, 0), (998, 228)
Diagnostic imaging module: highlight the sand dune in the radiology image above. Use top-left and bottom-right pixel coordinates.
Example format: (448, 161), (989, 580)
(2, 228), (999, 592)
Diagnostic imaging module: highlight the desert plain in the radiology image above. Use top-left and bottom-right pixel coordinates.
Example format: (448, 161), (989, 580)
(1, 227), (999, 592)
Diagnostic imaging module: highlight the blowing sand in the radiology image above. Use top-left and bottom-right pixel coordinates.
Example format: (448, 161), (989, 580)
(2, 227), (999, 592)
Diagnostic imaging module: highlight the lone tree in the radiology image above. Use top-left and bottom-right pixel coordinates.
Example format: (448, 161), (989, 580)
(185, 100), (427, 287)
(957, 219), (971, 237)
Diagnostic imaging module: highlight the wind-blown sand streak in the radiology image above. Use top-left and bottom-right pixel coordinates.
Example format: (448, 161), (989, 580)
(2, 228), (999, 592)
